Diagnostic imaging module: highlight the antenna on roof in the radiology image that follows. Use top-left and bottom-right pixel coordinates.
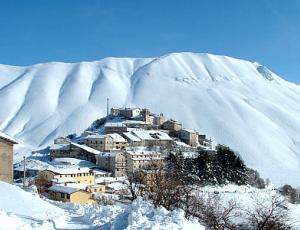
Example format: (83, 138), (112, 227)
(107, 98), (110, 116)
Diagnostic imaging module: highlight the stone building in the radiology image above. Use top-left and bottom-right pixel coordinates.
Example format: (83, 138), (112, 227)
(54, 136), (70, 144)
(162, 120), (182, 135)
(125, 150), (165, 173)
(152, 113), (165, 126)
(108, 133), (128, 150)
(0, 132), (17, 183)
(123, 132), (143, 147)
(105, 122), (128, 134)
(81, 132), (128, 151)
(123, 130), (173, 147)
(178, 129), (199, 147)
(96, 151), (126, 177)
(82, 133), (113, 151)
(110, 107), (141, 119)
(50, 142), (101, 163)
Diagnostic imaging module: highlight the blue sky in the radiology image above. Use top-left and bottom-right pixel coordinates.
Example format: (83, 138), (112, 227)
(0, 0), (299, 83)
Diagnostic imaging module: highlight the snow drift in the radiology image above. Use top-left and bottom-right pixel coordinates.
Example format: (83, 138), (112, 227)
(0, 52), (300, 185)
(0, 181), (66, 229)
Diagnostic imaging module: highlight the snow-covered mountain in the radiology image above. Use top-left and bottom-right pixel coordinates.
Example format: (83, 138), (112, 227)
(1, 52), (300, 185)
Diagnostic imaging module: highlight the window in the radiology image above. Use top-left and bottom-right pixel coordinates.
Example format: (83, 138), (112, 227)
(61, 193), (65, 198)
(67, 194), (70, 199)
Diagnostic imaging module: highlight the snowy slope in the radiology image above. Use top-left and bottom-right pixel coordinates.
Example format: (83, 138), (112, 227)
(0, 181), (66, 228)
(1, 52), (300, 185)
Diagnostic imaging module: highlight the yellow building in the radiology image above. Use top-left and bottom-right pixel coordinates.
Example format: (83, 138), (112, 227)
(38, 167), (96, 186)
(48, 185), (95, 204)
(0, 132), (18, 184)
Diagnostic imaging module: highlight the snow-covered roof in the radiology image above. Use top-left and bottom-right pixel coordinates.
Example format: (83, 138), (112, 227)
(51, 158), (97, 168)
(164, 119), (181, 125)
(84, 133), (106, 139)
(14, 159), (53, 172)
(0, 131), (18, 144)
(181, 128), (198, 133)
(131, 130), (172, 141)
(126, 150), (162, 156)
(174, 141), (190, 147)
(123, 132), (142, 142)
(93, 169), (111, 175)
(108, 133), (127, 142)
(123, 120), (146, 125)
(50, 143), (70, 151)
(106, 182), (127, 191)
(70, 142), (101, 155)
(95, 176), (125, 184)
(104, 122), (126, 127)
(48, 185), (81, 194)
(51, 177), (76, 183)
(97, 151), (121, 158)
(65, 183), (89, 190)
(46, 167), (93, 175)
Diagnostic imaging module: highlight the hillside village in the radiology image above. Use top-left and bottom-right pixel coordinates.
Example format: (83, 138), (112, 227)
(12, 106), (214, 204)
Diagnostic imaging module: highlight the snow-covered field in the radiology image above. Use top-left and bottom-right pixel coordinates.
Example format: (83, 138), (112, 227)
(2, 182), (300, 229)
(1, 52), (300, 185)
(0, 182), (204, 230)
(0, 182), (67, 229)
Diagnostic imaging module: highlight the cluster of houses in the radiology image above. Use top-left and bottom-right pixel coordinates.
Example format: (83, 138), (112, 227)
(1, 107), (213, 205)
(29, 107), (213, 204)
(50, 107), (212, 177)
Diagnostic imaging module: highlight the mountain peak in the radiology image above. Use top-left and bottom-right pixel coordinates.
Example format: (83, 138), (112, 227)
(0, 53), (299, 185)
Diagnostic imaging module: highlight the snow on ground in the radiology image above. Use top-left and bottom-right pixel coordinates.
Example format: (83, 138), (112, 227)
(2, 182), (300, 229)
(0, 182), (67, 229)
(49, 197), (203, 230)
(197, 184), (300, 229)
(0, 181), (203, 229)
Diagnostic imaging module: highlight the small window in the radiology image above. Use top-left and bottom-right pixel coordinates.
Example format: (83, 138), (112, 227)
(61, 193), (65, 198)
(67, 194), (70, 199)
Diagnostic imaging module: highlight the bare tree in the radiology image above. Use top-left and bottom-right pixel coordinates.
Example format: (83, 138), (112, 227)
(188, 193), (241, 230)
(95, 195), (115, 205)
(245, 194), (291, 230)
(125, 170), (147, 201)
(34, 174), (51, 193)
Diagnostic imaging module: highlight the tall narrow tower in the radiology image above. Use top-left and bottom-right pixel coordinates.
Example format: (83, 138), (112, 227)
(107, 98), (110, 116)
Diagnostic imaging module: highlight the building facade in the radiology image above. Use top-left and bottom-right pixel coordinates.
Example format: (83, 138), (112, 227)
(162, 120), (182, 133)
(48, 185), (95, 204)
(179, 129), (199, 147)
(0, 133), (17, 183)
(96, 152), (126, 177)
(125, 150), (165, 173)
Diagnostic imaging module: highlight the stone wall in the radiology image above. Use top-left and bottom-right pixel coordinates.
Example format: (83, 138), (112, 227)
(0, 139), (14, 183)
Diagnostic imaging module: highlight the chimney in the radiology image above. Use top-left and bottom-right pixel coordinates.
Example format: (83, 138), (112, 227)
(107, 98), (110, 116)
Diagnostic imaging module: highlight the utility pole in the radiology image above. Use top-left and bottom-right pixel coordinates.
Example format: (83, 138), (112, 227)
(107, 98), (110, 116)
(23, 156), (26, 188)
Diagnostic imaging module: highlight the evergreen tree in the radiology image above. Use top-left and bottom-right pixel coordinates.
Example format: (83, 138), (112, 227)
(215, 145), (247, 185)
